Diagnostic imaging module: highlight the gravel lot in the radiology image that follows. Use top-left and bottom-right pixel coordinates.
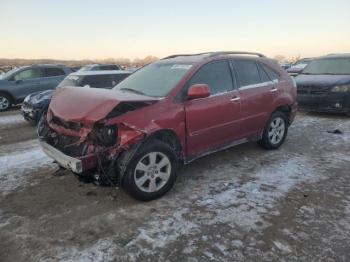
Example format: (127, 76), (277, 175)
(0, 109), (349, 262)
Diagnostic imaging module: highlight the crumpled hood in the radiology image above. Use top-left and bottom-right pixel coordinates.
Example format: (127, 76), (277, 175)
(49, 87), (158, 125)
(295, 74), (350, 87)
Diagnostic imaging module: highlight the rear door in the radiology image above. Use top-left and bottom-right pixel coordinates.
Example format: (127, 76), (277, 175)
(184, 60), (242, 157)
(231, 59), (278, 137)
(40, 67), (67, 91)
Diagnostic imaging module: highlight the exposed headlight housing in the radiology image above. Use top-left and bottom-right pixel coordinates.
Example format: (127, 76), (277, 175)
(93, 125), (117, 147)
(331, 85), (350, 93)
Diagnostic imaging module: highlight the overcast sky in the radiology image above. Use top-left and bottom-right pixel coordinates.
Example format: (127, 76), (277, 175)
(0, 0), (349, 60)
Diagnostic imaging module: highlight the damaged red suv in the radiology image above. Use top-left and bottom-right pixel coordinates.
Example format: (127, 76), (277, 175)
(39, 52), (297, 200)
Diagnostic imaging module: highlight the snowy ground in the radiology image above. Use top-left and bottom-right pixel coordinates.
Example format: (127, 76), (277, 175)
(0, 110), (349, 262)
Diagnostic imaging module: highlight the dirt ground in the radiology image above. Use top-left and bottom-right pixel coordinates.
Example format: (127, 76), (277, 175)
(0, 109), (349, 262)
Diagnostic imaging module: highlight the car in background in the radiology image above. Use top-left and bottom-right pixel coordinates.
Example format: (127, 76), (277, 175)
(280, 62), (291, 70)
(0, 64), (72, 111)
(295, 53), (350, 115)
(79, 64), (122, 71)
(21, 70), (131, 124)
(39, 51), (297, 200)
(287, 58), (313, 77)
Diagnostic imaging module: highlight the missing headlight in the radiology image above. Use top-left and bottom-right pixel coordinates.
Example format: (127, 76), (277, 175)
(93, 125), (117, 147)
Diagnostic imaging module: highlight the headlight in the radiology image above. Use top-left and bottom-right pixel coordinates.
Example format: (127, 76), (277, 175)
(23, 95), (31, 103)
(331, 85), (350, 93)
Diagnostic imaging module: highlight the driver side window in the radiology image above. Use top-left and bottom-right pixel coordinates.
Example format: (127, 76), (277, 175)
(188, 61), (234, 95)
(13, 69), (41, 81)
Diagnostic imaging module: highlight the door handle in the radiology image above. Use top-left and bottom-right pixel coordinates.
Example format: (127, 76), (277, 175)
(270, 88), (278, 93)
(230, 96), (240, 102)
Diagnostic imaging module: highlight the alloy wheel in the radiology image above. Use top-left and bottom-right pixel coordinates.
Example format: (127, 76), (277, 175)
(134, 152), (172, 193)
(0, 96), (10, 110)
(268, 117), (286, 145)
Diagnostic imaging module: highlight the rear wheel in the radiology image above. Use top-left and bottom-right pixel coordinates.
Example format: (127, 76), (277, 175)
(0, 93), (12, 111)
(259, 111), (288, 150)
(122, 139), (178, 201)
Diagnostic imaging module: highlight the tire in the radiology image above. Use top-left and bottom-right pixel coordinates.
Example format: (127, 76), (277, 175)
(0, 93), (12, 111)
(122, 139), (178, 201)
(259, 111), (288, 150)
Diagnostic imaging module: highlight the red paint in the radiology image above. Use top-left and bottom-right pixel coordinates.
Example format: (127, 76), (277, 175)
(48, 54), (297, 171)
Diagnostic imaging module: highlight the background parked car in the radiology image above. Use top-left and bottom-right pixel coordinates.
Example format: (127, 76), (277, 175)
(78, 64), (122, 71)
(295, 53), (350, 114)
(21, 70), (132, 124)
(287, 58), (313, 76)
(0, 64), (72, 111)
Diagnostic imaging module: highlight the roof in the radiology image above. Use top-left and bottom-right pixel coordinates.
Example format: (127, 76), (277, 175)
(321, 53), (350, 59)
(69, 70), (132, 76)
(160, 51), (267, 63)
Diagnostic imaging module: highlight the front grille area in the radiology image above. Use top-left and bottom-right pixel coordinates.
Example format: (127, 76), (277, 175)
(297, 86), (332, 95)
(52, 115), (82, 131)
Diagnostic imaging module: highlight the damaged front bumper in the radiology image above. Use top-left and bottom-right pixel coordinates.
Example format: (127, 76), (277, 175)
(40, 140), (99, 174)
(40, 141), (83, 173)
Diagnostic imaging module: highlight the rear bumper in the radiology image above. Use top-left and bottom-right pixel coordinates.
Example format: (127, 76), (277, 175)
(297, 93), (350, 113)
(40, 141), (83, 173)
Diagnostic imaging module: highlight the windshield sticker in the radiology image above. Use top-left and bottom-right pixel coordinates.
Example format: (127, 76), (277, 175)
(171, 65), (193, 70)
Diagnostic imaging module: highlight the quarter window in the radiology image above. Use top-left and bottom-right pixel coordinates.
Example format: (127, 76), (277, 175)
(234, 60), (261, 87)
(258, 64), (271, 82)
(13, 68), (41, 81)
(188, 61), (234, 95)
(261, 64), (280, 81)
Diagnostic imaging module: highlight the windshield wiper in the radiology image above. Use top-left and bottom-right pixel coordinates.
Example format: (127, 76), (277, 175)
(119, 88), (146, 95)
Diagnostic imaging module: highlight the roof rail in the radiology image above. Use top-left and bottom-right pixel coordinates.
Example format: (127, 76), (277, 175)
(161, 52), (211, 60)
(162, 51), (266, 60)
(209, 51), (266, 57)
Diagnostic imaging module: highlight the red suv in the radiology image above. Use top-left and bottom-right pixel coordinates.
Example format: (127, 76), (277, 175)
(39, 52), (297, 200)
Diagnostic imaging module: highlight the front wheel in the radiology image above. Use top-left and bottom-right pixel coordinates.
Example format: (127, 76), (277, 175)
(259, 111), (288, 150)
(0, 93), (12, 111)
(122, 139), (178, 201)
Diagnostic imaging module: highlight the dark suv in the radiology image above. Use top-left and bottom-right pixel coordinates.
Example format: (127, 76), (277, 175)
(0, 64), (72, 111)
(39, 51), (297, 201)
(79, 64), (121, 71)
(295, 54), (350, 114)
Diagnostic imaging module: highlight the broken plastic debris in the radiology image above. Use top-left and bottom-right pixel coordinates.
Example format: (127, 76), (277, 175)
(327, 129), (343, 134)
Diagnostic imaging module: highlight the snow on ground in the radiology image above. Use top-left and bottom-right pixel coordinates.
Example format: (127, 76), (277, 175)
(53, 114), (350, 261)
(0, 114), (26, 129)
(0, 139), (54, 196)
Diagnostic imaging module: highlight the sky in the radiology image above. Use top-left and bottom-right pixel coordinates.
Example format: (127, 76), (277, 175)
(0, 0), (349, 60)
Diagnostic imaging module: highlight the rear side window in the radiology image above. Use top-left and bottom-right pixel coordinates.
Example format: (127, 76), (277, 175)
(261, 64), (280, 81)
(44, 68), (66, 77)
(99, 65), (120, 70)
(81, 75), (115, 88)
(233, 60), (261, 87)
(188, 61), (234, 95)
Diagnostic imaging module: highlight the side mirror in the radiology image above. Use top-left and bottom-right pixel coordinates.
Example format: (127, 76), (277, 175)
(187, 84), (210, 100)
(15, 79), (22, 84)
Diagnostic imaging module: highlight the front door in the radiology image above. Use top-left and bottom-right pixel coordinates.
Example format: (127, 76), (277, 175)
(184, 60), (241, 157)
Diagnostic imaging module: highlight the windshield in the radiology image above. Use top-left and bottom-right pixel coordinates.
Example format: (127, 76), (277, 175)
(57, 75), (82, 88)
(302, 58), (350, 75)
(113, 62), (193, 97)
